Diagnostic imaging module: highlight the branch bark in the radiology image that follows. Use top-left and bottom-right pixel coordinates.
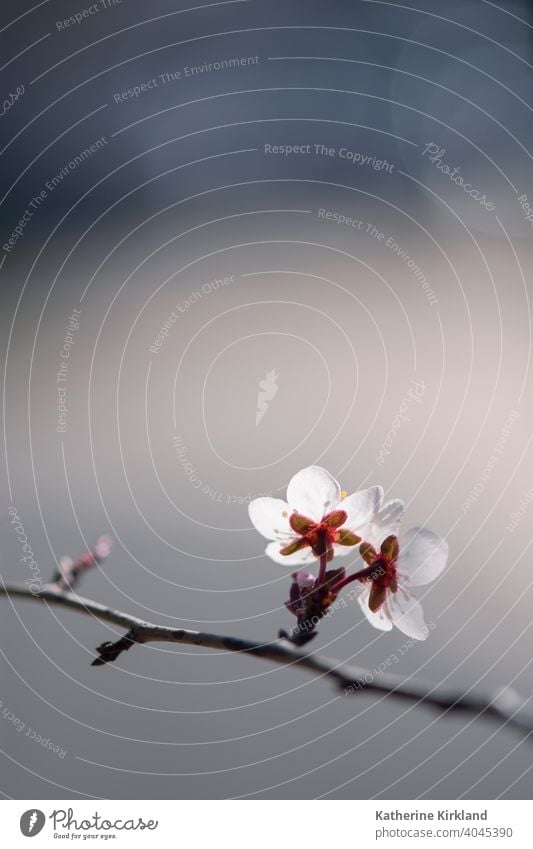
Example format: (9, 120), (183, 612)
(1, 581), (532, 739)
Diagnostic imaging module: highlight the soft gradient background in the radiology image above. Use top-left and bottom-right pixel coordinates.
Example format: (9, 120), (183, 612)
(1, 0), (533, 799)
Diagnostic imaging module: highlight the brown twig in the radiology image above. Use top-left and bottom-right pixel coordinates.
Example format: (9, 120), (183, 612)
(1, 581), (532, 739)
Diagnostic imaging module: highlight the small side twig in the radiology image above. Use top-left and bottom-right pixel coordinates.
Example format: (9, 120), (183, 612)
(92, 630), (138, 666)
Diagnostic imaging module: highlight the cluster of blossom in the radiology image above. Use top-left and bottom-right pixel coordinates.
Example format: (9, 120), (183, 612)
(248, 466), (448, 641)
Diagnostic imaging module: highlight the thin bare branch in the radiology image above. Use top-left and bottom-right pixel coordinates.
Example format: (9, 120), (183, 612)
(1, 581), (532, 739)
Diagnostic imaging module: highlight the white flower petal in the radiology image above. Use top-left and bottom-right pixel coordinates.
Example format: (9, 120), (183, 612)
(332, 542), (361, 558)
(286, 466), (341, 521)
(398, 526), (448, 587)
(356, 584), (393, 632)
(341, 486), (384, 535)
(248, 497), (292, 540)
(363, 498), (404, 548)
(264, 540), (316, 566)
(378, 498), (405, 535)
(388, 587), (429, 640)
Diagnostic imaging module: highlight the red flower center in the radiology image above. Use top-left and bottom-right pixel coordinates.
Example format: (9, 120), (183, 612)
(369, 556), (398, 592)
(279, 509), (360, 559)
(358, 536), (400, 612)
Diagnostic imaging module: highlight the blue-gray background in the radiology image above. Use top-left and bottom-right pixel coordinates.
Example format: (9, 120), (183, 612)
(1, 0), (533, 799)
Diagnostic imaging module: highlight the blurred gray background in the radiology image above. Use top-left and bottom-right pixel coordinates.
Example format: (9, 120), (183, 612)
(1, 0), (533, 799)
